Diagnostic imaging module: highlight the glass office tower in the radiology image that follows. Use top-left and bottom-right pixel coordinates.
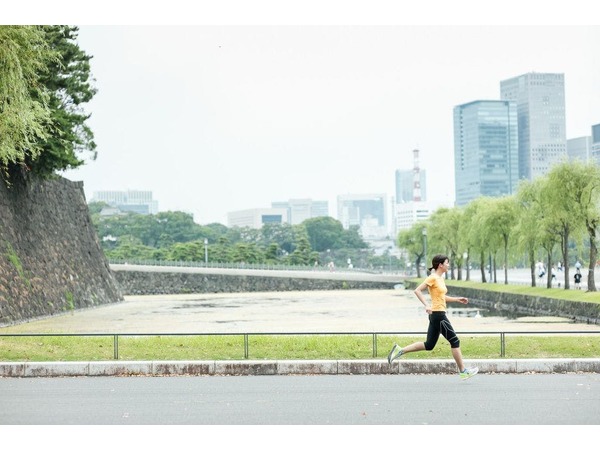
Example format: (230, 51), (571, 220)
(500, 72), (567, 180)
(453, 100), (519, 207)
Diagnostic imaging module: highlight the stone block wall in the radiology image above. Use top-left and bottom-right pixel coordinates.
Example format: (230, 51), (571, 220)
(0, 175), (123, 325)
(112, 270), (399, 295)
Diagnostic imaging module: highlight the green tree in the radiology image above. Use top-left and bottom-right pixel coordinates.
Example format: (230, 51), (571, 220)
(303, 216), (344, 251)
(0, 26), (55, 178)
(482, 196), (518, 285)
(545, 161), (589, 289)
(428, 207), (464, 279)
(289, 228), (313, 265)
(515, 179), (545, 287)
(22, 26), (97, 178)
(340, 225), (369, 249)
(397, 222), (427, 278)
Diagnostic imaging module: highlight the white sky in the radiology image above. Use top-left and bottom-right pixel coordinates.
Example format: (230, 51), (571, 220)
(7, 2), (600, 226)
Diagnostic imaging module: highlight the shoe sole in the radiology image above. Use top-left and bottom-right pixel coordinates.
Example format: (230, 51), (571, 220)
(387, 344), (398, 365)
(460, 368), (479, 380)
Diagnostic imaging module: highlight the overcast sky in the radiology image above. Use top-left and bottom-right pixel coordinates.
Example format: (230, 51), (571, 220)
(10, 3), (600, 226)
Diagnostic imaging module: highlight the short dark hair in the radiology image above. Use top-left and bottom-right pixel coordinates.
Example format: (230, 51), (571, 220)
(428, 254), (449, 272)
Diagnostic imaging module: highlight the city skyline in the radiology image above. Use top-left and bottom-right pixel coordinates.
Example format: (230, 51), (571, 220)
(39, 23), (597, 226)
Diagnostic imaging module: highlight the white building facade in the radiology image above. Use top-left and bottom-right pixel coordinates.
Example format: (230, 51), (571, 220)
(227, 208), (288, 229)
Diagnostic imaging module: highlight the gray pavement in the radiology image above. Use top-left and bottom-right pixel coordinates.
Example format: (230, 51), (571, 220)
(2, 288), (600, 377)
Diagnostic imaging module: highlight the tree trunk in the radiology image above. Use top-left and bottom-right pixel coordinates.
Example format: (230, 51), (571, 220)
(466, 251), (471, 281)
(504, 238), (509, 285)
(562, 231), (570, 290)
(480, 251), (486, 283)
(546, 253), (552, 288)
(529, 248), (536, 287)
(589, 233), (597, 292)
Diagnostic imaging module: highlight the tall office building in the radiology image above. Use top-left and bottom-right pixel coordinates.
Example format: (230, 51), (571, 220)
(453, 100), (519, 207)
(395, 169), (427, 203)
(91, 190), (159, 215)
(592, 124), (600, 165)
(500, 72), (567, 180)
(567, 136), (592, 162)
(271, 198), (329, 225)
(337, 193), (387, 238)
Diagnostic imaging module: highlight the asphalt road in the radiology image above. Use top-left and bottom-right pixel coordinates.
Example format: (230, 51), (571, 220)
(1, 373), (599, 425)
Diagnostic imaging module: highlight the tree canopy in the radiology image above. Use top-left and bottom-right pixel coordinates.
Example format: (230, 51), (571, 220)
(0, 25), (96, 181)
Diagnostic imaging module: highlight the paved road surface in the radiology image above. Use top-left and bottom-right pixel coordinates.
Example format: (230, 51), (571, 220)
(1, 373), (599, 425)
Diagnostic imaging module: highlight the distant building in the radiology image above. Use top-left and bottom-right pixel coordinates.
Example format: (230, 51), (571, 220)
(453, 100), (519, 206)
(500, 72), (567, 180)
(394, 200), (453, 234)
(592, 124), (600, 165)
(395, 169), (427, 203)
(91, 190), (158, 215)
(567, 136), (592, 162)
(227, 208), (288, 229)
(271, 198), (329, 225)
(337, 193), (388, 238)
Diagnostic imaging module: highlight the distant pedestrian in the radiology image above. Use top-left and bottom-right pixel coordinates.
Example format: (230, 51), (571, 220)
(387, 254), (479, 380)
(537, 261), (545, 278)
(574, 269), (582, 290)
(575, 260), (582, 271)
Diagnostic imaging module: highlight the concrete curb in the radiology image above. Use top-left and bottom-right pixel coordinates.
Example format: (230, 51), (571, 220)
(1, 358), (599, 377)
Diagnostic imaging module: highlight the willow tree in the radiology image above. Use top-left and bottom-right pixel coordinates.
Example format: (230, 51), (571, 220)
(397, 222), (428, 278)
(481, 196), (519, 285)
(550, 161), (600, 291)
(0, 26), (55, 179)
(428, 207), (464, 280)
(463, 197), (492, 283)
(515, 178), (546, 287)
(546, 161), (591, 290)
(24, 25), (98, 178)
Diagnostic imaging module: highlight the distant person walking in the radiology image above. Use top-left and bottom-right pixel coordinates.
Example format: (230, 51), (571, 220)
(387, 254), (479, 380)
(574, 269), (582, 290)
(537, 261), (545, 278)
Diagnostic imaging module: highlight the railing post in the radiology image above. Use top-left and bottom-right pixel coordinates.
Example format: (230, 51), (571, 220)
(500, 332), (505, 357)
(244, 334), (249, 359)
(114, 334), (119, 360)
(372, 333), (377, 358)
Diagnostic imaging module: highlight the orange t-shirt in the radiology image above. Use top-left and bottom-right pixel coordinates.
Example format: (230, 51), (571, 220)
(425, 274), (448, 311)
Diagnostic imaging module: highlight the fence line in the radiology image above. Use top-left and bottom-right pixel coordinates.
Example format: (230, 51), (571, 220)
(2, 330), (599, 359)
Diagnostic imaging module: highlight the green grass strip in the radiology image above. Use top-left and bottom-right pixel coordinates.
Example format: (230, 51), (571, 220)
(1, 334), (599, 362)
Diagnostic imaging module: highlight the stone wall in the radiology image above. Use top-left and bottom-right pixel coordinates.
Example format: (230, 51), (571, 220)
(0, 175), (123, 325)
(112, 269), (399, 295)
(403, 280), (600, 324)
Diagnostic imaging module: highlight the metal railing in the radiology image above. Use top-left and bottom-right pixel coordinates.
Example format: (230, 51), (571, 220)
(2, 330), (599, 360)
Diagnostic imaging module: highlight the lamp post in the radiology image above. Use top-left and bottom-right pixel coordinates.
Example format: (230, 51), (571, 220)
(422, 228), (427, 273)
(204, 238), (208, 264)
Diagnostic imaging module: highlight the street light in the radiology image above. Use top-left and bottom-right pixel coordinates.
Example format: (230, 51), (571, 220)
(204, 238), (208, 264)
(422, 228), (428, 272)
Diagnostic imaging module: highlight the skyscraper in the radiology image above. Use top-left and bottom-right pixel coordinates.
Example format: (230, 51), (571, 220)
(337, 193), (387, 238)
(567, 136), (592, 162)
(500, 72), (567, 180)
(453, 100), (519, 207)
(395, 169), (427, 203)
(591, 123), (600, 165)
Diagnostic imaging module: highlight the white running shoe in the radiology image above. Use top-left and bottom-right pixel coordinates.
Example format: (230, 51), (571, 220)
(460, 367), (479, 380)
